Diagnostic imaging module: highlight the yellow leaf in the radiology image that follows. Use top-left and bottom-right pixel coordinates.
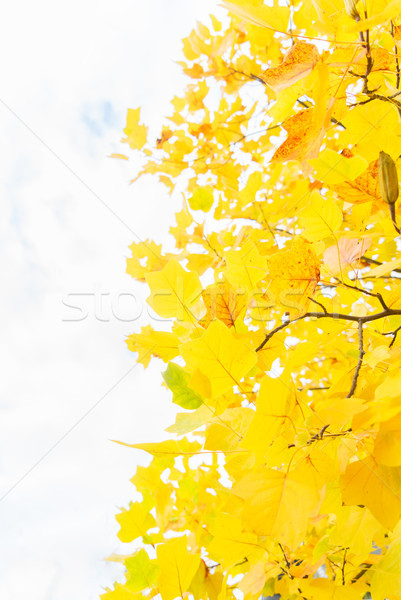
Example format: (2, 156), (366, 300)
(365, 257), (401, 278)
(300, 578), (366, 600)
(371, 522), (401, 600)
(339, 101), (401, 163)
(222, 1), (290, 33)
(242, 375), (295, 462)
(101, 584), (140, 600)
(116, 502), (156, 543)
(329, 505), (381, 556)
(385, 282), (401, 308)
(145, 259), (204, 322)
(233, 462), (321, 549)
(224, 240), (267, 291)
(126, 325), (180, 367)
(166, 405), (212, 435)
(341, 456), (401, 529)
(308, 148), (368, 185)
(299, 190), (343, 242)
(110, 153), (129, 160)
(180, 320), (257, 398)
(373, 413), (401, 466)
(122, 108), (148, 150)
(208, 514), (265, 569)
(116, 439), (203, 457)
(157, 537), (201, 600)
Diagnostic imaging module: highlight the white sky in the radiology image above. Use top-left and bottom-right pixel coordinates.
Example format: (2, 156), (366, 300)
(0, 1), (220, 598)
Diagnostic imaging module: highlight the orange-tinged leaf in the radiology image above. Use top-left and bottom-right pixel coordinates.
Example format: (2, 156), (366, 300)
(180, 320), (257, 399)
(201, 281), (247, 328)
(157, 537), (201, 600)
(267, 237), (320, 316)
(261, 42), (320, 93)
(272, 108), (326, 163)
(323, 237), (372, 275)
(331, 156), (381, 206)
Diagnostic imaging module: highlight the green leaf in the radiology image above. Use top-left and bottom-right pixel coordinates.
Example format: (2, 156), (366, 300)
(162, 363), (203, 409)
(125, 549), (160, 593)
(188, 187), (214, 212)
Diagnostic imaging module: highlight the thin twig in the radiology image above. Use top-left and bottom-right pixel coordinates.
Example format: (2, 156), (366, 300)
(346, 320), (364, 398)
(391, 21), (400, 89)
(383, 324), (401, 347)
(307, 424), (330, 444)
(389, 202), (401, 235)
(308, 296), (328, 314)
(361, 256), (401, 274)
(351, 563), (372, 583)
(334, 278), (389, 310)
(342, 548), (348, 586)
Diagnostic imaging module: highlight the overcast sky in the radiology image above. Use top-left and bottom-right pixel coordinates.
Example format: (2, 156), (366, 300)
(0, 1), (220, 598)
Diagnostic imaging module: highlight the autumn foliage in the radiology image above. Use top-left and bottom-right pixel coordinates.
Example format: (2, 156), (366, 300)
(104, 1), (401, 599)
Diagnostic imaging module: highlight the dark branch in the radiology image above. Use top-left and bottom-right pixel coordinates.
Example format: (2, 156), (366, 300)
(334, 278), (389, 310)
(346, 321), (364, 398)
(256, 308), (401, 352)
(308, 296), (328, 314)
(383, 324), (401, 348)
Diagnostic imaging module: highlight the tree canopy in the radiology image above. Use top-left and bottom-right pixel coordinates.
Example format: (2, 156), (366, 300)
(103, 1), (401, 599)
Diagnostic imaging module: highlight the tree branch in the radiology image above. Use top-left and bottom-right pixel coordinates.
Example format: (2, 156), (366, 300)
(256, 308), (401, 352)
(383, 324), (401, 347)
(334, 278), (389, 310)
(347, 321), (365, 398)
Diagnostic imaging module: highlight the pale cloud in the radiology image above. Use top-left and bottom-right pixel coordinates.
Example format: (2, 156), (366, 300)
(0, 0), (220, 598)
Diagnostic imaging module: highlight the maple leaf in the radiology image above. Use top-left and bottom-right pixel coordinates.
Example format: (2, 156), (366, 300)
(156, 537), (201, 600)
(341, 456), (401, 530)
(200, 281), (247, 329)
(122, 108), (148, 150)
(261, 42), (320, 93)
(272, 107), (328, 163)
(180, 320), (257, 399)
(323, 237), (372, 275)
(145, 259), (204, 322)
(267, 237), (320, 316)
(233, 462), (321, 549)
